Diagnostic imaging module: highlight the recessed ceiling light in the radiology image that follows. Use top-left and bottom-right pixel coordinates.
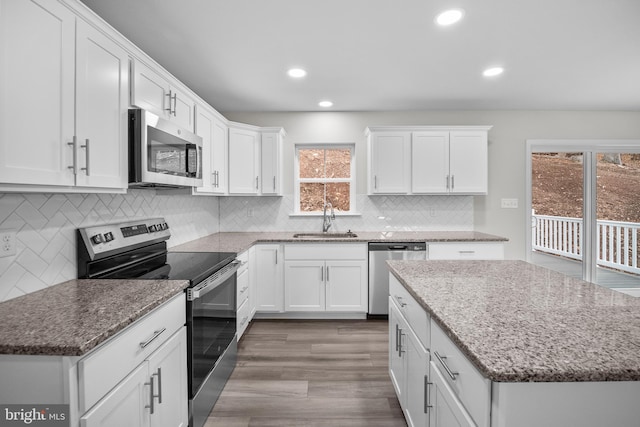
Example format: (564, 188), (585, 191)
(287, 68), (307, 78)
(435, 9), (464, 26)
(483, 67), (504, 77)
(318, 101), (333, 108)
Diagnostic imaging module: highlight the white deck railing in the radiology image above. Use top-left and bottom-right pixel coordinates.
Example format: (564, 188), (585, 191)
(532, 214), (640, 275)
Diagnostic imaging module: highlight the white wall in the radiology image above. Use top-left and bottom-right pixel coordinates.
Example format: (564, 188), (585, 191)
(225, 110), (640, 260)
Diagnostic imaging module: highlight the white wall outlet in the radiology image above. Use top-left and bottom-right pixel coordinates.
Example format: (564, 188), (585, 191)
(0, 230), (17, 257)
(500, 198), (519, 209)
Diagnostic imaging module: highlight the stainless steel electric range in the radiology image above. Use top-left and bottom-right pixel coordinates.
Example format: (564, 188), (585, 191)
(77, 218), (238, 427)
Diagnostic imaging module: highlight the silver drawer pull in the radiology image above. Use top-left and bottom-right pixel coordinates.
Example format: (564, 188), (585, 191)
(241, 316), (249, 326)
(434, 351), (459, 381)
(139, 328), (166, 349)
(396, 296), (407, 307)
(154, 368), (162, 404)
(240, 286), (249, 294)
(458, 250), (476, 254)
(145, 377), (155, 414)
(424, 375), (433, 413)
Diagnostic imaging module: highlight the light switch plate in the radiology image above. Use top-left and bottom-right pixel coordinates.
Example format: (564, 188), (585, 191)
(0, 230), (17, 257)
(501, 198), (519, 209)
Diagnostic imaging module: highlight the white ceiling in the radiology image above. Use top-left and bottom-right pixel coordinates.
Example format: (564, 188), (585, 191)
(80, 0), (640, 113)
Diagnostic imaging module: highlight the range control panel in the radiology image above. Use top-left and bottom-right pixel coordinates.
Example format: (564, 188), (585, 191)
(78, 217), (171, 260)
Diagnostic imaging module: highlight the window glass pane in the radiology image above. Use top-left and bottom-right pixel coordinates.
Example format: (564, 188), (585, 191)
(326, 182), (350, 212)
(300, 182), (325, 212)
(299, 149), (325, 179)
(325, 149), (351, 178)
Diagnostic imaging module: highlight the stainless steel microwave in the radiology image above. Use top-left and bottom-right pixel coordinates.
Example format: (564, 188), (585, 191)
(128, 108), (203, 188)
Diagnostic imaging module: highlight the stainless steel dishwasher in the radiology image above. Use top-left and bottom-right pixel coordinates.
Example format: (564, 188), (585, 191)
(368, 242), (427, 316)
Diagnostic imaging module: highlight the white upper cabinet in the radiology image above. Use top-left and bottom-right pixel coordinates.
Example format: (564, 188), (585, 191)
(131, 59), (195, 131)
(194, 105), (227, 195)
(367, 126), (492, 196)
(260, 130), (285, 195)
(367, 131), (412, 194)
(228, 125), (260, 194)
(0, 0), (128, 191)
(75, 20), (129, 189)
(0, 0), (76, 187)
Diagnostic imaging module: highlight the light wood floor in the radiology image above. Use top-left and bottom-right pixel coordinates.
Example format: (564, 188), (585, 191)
(205, 319), (407, 427)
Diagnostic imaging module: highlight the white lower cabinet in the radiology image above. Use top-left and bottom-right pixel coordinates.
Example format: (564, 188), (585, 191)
(254, 244), (284, 312)
(81, 328), (188, 427)
(284, 244), (368, 313)
(429, 361), (475, 427)
(236, 250), (251, 338)
(389, 294), (429, 427)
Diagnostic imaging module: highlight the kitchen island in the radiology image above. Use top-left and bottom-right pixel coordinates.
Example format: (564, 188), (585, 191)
(386, 259), (640, 427)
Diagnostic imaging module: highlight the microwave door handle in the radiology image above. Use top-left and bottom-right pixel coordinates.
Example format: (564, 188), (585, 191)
(185, 144), (196, 174)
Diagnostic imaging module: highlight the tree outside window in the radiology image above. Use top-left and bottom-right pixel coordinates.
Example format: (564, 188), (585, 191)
(295, 145), (355, 213)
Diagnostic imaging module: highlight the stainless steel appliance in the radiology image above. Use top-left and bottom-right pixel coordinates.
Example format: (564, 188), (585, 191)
(129, 108), (203, 188)
(77, 218), (238, 427)
(368, 242), (427, 316)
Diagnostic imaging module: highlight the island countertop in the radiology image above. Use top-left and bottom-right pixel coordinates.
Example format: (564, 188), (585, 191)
(386, 259), (640, 382)
(0, 279), (189, 356)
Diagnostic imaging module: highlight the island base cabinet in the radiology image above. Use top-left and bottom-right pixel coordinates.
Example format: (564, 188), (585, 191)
(429, 361), (475, 427)
(389, 297), (429, 427)
(491, 381), (640, 427)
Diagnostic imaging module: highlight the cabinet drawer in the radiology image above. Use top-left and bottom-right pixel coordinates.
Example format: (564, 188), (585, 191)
(428, 242), (504, 260)
(430, 320), (490, 427)
(284, 243), (367, 260)
(78, 293), (185, 413)
(237, 298), (251, 339)
(389, 274), (429, 349)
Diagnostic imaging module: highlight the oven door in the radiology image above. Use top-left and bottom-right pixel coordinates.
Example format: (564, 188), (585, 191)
(187, 260), (239, 398)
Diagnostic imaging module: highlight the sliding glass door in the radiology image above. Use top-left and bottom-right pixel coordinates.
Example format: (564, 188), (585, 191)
(526, 141), (640, 293)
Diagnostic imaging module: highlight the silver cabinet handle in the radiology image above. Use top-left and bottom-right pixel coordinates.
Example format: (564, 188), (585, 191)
(275, 250), (278, 265)
(67, 136), (77, 175)
(424, 375), (432, 413)
(215, 170), (219, 187)
(256, 176), (259, 190)
(139, 328), (166, 349)
(154, 368), (162, 404)
(172, 93), (177, 116)
(459, 250), (476, 254)
(320, 265), (324, 281)
(80, 138), (90, 176)
(145, 376), (155, 414)
(395, 323), (400, 352)
(446, 175), (450, 190)
(240, 286), (249, 294)
(434, 351), (459, 381)
(326, 266), (329, 281)
(398, 328), (405, 356)
(395, 295), (407, 307)
(273, 176), (276, 191)
(165, 90), (173, 114)
(451, 175), (455, 190)
(374, 175), (377, 189)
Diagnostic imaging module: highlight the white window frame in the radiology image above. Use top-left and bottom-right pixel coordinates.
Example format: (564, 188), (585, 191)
(293, 143), (357, 215)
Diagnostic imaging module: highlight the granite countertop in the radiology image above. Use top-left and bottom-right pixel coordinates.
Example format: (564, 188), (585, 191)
(387, 260), (640, 383)
(0, 279), (189, 356)
(170, 230), (507, 253)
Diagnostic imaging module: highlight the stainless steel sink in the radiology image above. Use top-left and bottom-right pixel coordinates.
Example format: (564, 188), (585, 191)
(293, 232), (358, 238)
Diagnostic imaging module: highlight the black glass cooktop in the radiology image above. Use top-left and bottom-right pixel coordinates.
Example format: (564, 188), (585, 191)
(101, 250), (236, 285)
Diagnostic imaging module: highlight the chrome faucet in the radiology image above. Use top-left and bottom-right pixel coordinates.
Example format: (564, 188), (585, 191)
(322, 202), (335, 232)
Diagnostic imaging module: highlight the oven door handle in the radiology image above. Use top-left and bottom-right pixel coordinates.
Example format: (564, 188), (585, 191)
(187, 260), (241, 301)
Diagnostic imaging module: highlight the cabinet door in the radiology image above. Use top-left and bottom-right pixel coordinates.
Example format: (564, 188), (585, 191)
(75, 20), (128, 189)
(389, 299), (406, 403)
(449, 131), (488, 194)
(370, 132), (411, 194)
(412, 132), (449, 194)
(429, 361), (475, 427)
(260, 132), (280, 195)
(211, 117), (228, 194)
(325, 260), (367, 312)
(0, 0), (75, 186)
(147, 328), (188, 427)
(194, 106), (215, 193)
(255, 245), (284, 312)
(131, 60), (169, 117)
(284, 261), (325, 311)
(228, 128), (259, 194)
(170, 86), (195, 132)
(405, 328), (429, 427)
(80, 362), (150, 427)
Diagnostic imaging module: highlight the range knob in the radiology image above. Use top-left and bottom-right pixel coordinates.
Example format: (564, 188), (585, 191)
(162, 223), (169, 230)
(90, 234), (104, 245)
(148, 225), (157, 232)
(104, 232), (114, 242)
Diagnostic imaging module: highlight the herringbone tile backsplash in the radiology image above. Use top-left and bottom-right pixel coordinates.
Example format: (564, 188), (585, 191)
(0, 191), (219, 302)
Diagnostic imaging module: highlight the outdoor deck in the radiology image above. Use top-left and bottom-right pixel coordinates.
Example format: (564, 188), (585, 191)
(532, 251), (640, 295)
